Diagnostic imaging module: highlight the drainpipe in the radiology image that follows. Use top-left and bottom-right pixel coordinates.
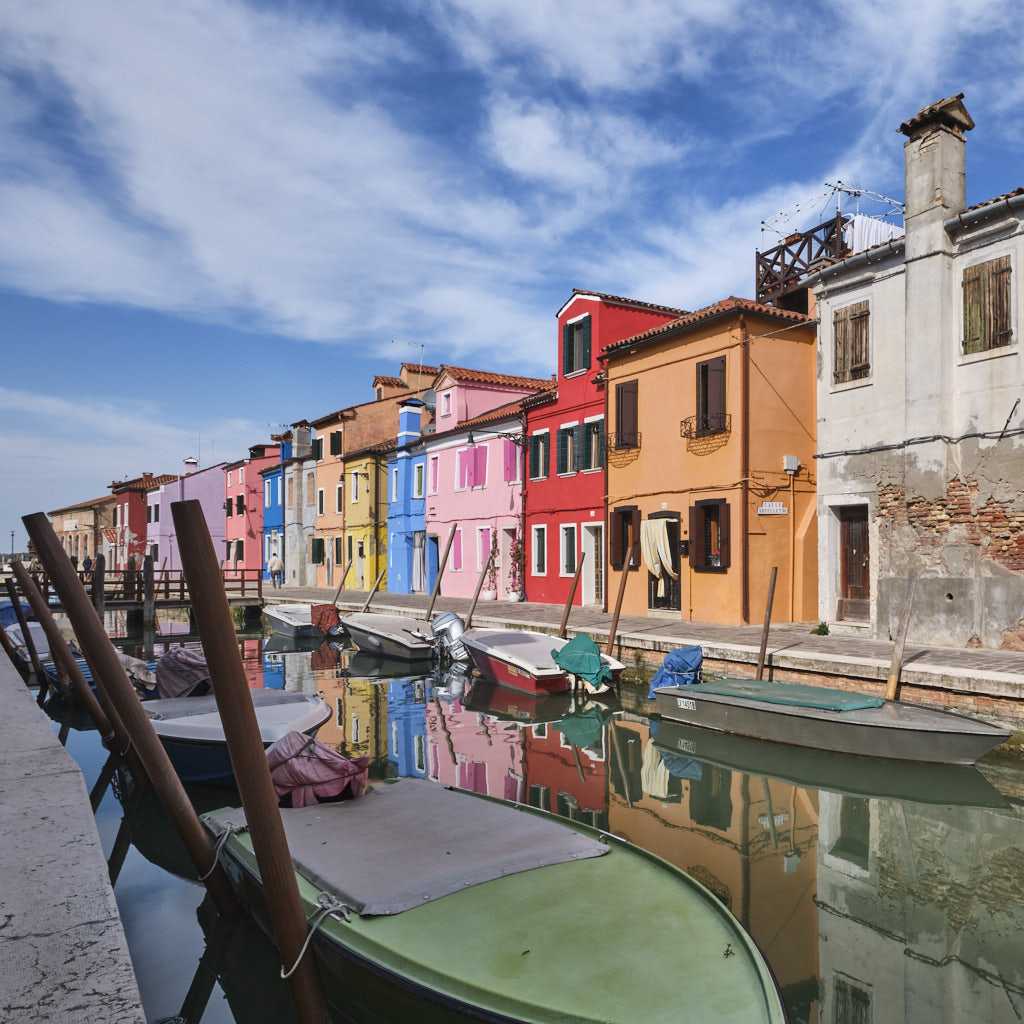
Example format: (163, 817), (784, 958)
(739, 314), (750, 624)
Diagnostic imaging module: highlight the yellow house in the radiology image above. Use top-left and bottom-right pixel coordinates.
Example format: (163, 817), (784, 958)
(601, 296), (818, 625)
(341, 440), (392, 590)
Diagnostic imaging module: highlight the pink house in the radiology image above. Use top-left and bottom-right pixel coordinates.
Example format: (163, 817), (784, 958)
(223, 443), (280, 578)
(424, 366), (552, 599)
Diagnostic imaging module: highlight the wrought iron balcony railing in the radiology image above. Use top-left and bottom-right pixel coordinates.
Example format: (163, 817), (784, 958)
(680, 413), (732, 439)
(604, 431), (641, 452)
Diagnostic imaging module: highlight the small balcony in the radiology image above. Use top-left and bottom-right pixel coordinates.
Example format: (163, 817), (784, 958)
(680, 413), (731, 440)
(604, 431), (641, 452)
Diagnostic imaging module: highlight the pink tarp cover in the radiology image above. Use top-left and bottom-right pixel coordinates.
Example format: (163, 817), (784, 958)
(156, 647), (211, 699)
(266, 731), (370, 808)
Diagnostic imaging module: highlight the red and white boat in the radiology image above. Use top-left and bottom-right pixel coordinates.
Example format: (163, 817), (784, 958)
(459, 628), (623, 695)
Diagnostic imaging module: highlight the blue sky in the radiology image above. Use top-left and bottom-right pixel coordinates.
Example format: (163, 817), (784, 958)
(2, 0), (1023, 552)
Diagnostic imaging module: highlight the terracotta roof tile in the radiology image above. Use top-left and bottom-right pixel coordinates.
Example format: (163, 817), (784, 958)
(401, 362), (439, 374)
(49, 494), (117, 515)
(601, 296), (814, 357)
(373, 375), (405, 387)
(435, 365), (553, 390)
(109, 473), (178, 494)
(957, 186), (1024, 218)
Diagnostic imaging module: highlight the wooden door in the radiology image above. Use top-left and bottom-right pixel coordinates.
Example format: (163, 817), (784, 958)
(839, 507), (869, 620)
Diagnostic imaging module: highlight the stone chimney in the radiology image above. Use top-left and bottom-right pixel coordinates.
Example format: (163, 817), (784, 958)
(898, 94), (974, 257)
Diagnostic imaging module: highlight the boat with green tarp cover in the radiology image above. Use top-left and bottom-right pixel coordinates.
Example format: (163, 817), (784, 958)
(203, 778), (785, 1023)
(652, 676), (1011, 765)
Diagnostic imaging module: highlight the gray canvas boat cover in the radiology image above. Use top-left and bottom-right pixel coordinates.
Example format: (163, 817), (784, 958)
(205, 779), (609, 916)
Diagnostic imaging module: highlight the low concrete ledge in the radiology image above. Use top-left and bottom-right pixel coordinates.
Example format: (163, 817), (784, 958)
(0, 659), (144, 1024)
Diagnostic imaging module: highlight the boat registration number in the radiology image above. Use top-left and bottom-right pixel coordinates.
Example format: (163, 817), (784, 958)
(676, 697), (696, 711)
(676, 738), (696, 754)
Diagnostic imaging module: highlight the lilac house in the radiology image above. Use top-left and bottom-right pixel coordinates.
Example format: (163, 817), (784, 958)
(146, 462), (227, 571)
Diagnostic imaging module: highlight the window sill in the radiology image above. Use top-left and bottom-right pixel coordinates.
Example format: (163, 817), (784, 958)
(581, 467), (602, 475)
(830, 376), (872, 394)
(528, 475), (549, 482)
(692, 565), (728, 574)
(958, 343), (1017, 366)
(563, 369), (588, 379)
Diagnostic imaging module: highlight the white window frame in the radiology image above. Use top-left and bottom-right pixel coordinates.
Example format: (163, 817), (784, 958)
(413, 462), (425, 499)
(392, 467), (399, 503)
(264, 479), (272, 509)
(529, 429), (550, 481)
(563, 312), (590, 378)
(559, 523), (578, 577)
(317, 488), (324, 516)
(351, 470), (360, 503)
(476, 525), (493, 572)
(440, 391), (452, 417)
(336, 481), (344, 513)
(531, 524), (547, 576)
(239, 467), (244, 483)
(582, 415), (604, 473)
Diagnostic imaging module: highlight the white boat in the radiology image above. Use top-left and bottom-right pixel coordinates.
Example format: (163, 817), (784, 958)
(458, 629), (624, 695)
(263, 603), (324, 638)
(144, 688), (331, 784)
(342, 611), (436, 662)
(5, 621), (50, 665)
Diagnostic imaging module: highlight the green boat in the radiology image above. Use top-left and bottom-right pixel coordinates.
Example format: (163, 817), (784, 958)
(203, 779), (786, 1023)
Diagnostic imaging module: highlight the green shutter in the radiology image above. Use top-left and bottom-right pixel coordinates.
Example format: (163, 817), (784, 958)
(556, 429), (568, 475)
(581, 317), (591, 369)
(562, 323), (572, 376)
(572, 424), (581, 472)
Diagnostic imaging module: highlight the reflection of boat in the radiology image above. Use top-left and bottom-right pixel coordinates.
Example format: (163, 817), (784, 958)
(261, 633), (324, 655)
(463, 677), (589, 724)
(342, 612), (436, 661)
(263, 603), (324, 638)
(345, 647), (432, 680)
(653, 719), (1009, 808)
(144, 690), (331, 785)
(204, 778), (786, 1023)
(460, 629), (624, 695)
(652, 677), (1011, 765)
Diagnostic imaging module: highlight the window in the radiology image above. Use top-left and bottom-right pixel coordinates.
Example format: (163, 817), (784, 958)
(696, 356), (727, 435)
(235, 539), (243, 562)
(351, 470), (360, 502)
(153, 504), (159, 523)
(238, 467), (244, 483)
(452, 528), (463, 570)
(440, 391), (452, 417)
(832, 977), (871, 1024)
(428, 456), (439, 494)
(457, 446), (487, 489)
(609, 506), (640, 569)
(614, 380), (639, 448)
(276, 476), (282, 507)
(317, 488), (324, 515)
(528, 432), (550, 479)
(560, 524), (577, 576)
(477, 526), (492, 571)
(556, 425), (581, 475)
(226, 470), (232, 486)
(531, 525), (547, 575)
(313, 437), (324, 461)
(264, 479), (272, 508)
(146, 504), (152, 524)
(391, 467), (399, 502)
(963, 255), (1012, 354)
(235, 494), (244, 515)
(311, 538), (325, 564)
(833, 300), (870, 384)
(562, 315), (591, 376)
(581, 419), (603, 471)
(334, 536), (343, 563)
(336, 482), (344, 512)
(225, 498), (233, 518)
(413, 463), (425, 498)
(689, 499), (731, 571)
(329, 430), (343, 456)
(306, 472), (315, 505)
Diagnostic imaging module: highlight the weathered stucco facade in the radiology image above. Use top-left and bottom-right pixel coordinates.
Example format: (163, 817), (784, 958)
(810, 94), (1024, 647)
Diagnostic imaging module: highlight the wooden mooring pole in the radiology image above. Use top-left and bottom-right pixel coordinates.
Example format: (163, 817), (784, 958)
(22, 512), (242, 921)
(172, 499), (329, 1024)
(425, 524), (458, 621)
(558, 553), (585, 640)
(605, 525), (633, 658)
(3, 576), (44, 678)
(885, 571), (920, 702)
(755, 566), (778, 682)
(359, 567), (387, 613)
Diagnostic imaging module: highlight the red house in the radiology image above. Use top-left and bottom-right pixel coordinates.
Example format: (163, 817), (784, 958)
(523, 290), (685, 607)
(109, 472), (176, 570)
(223, 443), (281, 577)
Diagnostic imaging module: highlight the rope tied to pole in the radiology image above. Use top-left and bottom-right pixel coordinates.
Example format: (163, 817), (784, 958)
(280, 893), (351, 979)
(199, 821), (249, 881)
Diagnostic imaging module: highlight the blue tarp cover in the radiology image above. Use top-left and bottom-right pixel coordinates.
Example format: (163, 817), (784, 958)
(649, 645), (703, 698)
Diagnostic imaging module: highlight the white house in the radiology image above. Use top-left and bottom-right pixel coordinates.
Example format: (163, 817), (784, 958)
(808, 94), (1024, 647)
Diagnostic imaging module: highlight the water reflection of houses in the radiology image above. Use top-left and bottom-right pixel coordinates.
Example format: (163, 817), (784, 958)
(817, 795), (1024, 1023)
(387, 677), (429, 779)
(618, 716), (820, 1019)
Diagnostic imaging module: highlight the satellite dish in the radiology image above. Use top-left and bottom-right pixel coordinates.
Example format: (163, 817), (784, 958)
(421, 388), (436, 412)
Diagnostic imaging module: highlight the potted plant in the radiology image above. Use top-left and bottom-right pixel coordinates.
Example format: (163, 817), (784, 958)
(507, 530), (525, 601)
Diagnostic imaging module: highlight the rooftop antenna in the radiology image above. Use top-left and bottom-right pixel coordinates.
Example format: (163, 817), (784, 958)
(391, 339), (428, 396)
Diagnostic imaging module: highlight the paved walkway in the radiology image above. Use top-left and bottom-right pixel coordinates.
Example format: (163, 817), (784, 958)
(269, 585), (1024, 714)
(0, 656), (144, 1023)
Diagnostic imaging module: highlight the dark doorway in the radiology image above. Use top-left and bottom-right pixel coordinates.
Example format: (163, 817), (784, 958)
(838, 506), (869, 621)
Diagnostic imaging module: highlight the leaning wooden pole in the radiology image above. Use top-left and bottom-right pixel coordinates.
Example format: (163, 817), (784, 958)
(22, 512), (242, 920)
(425, 523), (458, 620)
(332, 559), (353, 602)
(359, 566), (387, 613)
(885, 570), (920, 702)
(558, 553), (586, 639)
(4, 577), (44, 677)
(605, 526), (633, 657)
(172, 499), (329, 1024)
(12, 561), (117, 744)
(755, 566), (778, 682)
(464, 555), (493, 631)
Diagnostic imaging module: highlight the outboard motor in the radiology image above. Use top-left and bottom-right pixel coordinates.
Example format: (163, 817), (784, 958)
(431, 611), (470, 664)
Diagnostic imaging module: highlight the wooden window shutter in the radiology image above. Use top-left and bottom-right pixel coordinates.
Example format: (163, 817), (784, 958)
(334, 536), (343, 562)
(236, 494), (244, 514)
(965, 256), (1012, 352)
(503, 439), (516, 482)
(572, 424), (581, 471)
(609, 509), (625, 567)
(708, 356), (725, 419)
(834, 301), (869, 381)
(474, 445), (487, 486)
(529, 436), (540, 477)
(581, 317), (591, 369)
(688, 505), (703, 567)
(452, 530), (462, 571)
(616, 380), (638, 445)
(718, 502), (731, 568)
(629, 509), (641, 566)
(542, 433), (550, 476)
(556, 429), (569, 475)
(993, 256), (1013, 347)
(330, 431), (342, 455)
(562, 322), (572, 375)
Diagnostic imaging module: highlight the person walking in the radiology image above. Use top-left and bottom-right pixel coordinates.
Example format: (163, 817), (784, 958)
(268, 551), (284, 589)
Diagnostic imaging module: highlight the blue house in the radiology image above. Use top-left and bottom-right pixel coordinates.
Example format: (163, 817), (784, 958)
(386, 677), (428, 778)
(386, 399), (436, 594)
(261, 435), (292, 579)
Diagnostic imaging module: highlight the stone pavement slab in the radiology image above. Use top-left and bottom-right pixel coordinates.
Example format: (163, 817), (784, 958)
(0, 656), (144, 1024)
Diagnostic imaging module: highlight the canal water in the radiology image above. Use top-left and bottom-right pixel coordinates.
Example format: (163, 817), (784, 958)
(43, 631), (1024, 1024)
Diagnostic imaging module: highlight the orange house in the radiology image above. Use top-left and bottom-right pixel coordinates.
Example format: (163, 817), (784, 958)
(601, 297), (817, 624)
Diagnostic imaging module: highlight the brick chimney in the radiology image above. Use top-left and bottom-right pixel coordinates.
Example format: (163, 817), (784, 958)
(898, 94), (974, 257)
